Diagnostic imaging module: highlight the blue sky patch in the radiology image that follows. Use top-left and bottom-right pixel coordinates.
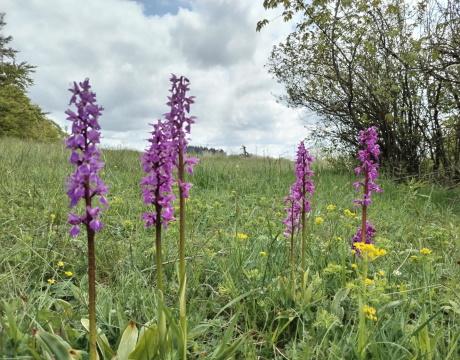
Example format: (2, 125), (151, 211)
(133, 0), (191, 16)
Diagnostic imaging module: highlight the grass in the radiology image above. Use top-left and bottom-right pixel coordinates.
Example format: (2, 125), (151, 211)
(0, 137), (459, 359)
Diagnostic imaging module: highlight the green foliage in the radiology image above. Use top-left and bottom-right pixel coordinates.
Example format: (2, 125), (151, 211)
(0, 139), (459, 358)
(261, 0), (460, 180)
(0, 84), (64, 141)
(0, 13), (64, 142)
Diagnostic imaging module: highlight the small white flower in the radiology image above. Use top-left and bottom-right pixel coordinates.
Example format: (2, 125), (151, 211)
(392, 269), (401, 276)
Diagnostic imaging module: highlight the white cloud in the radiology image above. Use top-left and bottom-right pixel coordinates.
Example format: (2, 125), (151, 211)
(3, 0), (313, 157)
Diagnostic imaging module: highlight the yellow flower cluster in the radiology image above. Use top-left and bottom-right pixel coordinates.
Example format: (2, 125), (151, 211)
(353, 242), (387, 260)
(47, 261), (74, 285)
(326, 204), (336, 211)
(315, 216), (324, 225)
(420, 248), (432, 255)
(363, 278), (375, 286)
(343, 209), (358, 219)
(236, 232), (248, 240)
(363, 305), (377, 321)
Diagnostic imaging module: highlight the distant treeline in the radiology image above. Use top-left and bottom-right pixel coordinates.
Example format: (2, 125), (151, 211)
(188, 145), (226, 155)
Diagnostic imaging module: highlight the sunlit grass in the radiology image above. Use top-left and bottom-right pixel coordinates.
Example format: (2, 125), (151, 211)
(0, 138), (459, 358)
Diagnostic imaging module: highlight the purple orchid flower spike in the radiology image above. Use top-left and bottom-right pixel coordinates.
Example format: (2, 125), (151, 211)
(283, 141), (315, 272)
(165, 74), (199, 194)
(141, 119), (176, 228)
(352, 126), (382, 251)
(65, 78), (108, 238)
(65, 78), (106, 359)
(140, 118), (176, 293)
(163, 74), (198, 353)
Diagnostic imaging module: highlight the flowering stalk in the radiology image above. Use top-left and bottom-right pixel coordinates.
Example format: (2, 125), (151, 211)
(164, 74), (198, 359)
(140, 119), (175, 293)
(352, 127), (382, 250)
(283, 141), (314, 270)
(65, 79), (107, 360)
(352, 127), (382, 358)
(284, 195), (299, 297)
(282, 141), (314, 298)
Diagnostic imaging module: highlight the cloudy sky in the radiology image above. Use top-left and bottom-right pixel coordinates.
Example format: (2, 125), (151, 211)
(3, 0), (314, 157)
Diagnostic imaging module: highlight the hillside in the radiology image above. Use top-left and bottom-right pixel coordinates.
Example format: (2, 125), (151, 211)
(0, 138), (459, 358)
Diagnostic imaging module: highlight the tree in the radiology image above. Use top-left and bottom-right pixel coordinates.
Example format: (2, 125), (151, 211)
(259, 0), (460, 179)
(425, 0), (460, 178)
(0, 13), (63, 141)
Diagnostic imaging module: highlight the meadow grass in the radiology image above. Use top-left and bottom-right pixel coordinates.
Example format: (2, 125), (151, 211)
(0, 137), (459, 359)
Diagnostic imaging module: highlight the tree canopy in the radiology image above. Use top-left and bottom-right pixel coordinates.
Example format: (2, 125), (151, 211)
(0, 13), (64, 142)
(259, 0), (460, 180)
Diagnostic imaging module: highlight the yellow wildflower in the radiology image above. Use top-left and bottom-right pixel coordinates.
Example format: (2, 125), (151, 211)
(363, 278), (375, 286)
(326, 204), (336, 211)
(351, 263), (358, 270)
(363, 305), (378, 321)
(57, 261), (64, 267)
(420, 248), (432, 255)
(315, 216), (324, 225)
(353, 242), (387, 260)
(259, 251), (268, 257)
(64, 271), (73, 277)
(236, 232), (248, 240)
(343, 209), (357, 218)
(377, 270), (385, 277)
(47, 278), (56, 285)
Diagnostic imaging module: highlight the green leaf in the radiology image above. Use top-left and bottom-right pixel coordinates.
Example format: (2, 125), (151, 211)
(212, 336), (246, 360)
(81, 318), (115, 359)
(116, 321), (139, 360)
(128, 325), (159, 360)
(2, 301), (22, 342)
(37, 331), (84, 360)
(211, 313), (245, 360)
(331, 288), (349, 320)
(256, 19), (269, 32)
(214, 288), (257, 319)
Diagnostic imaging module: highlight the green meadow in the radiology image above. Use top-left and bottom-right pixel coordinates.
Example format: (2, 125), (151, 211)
(0, 137), (459, 359)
